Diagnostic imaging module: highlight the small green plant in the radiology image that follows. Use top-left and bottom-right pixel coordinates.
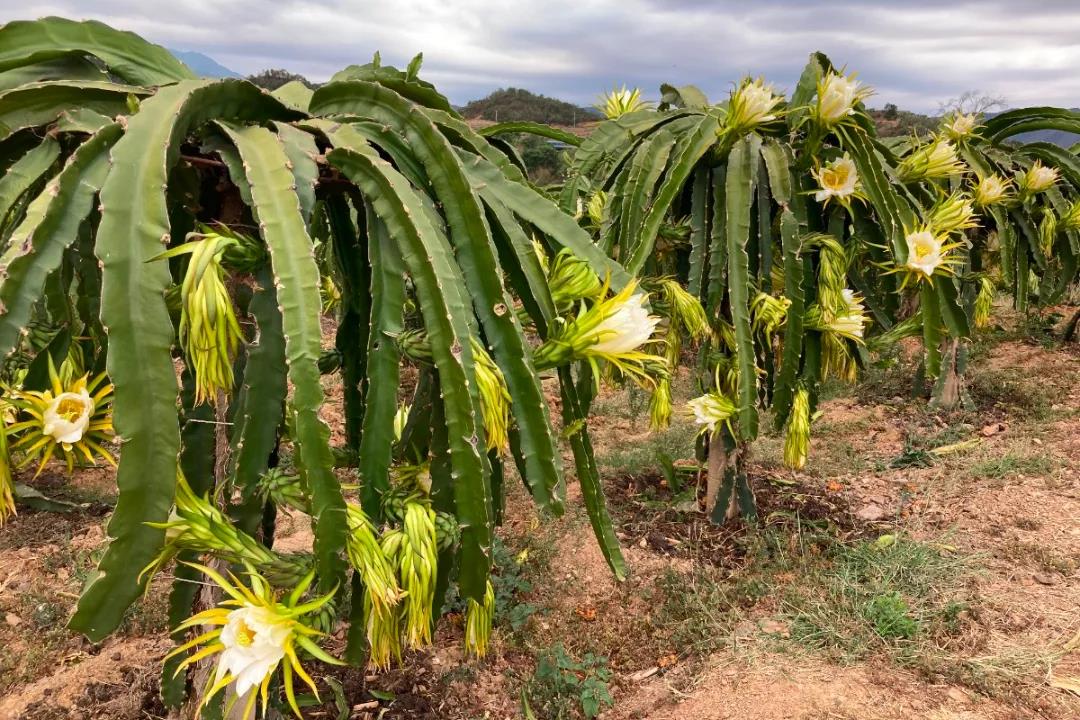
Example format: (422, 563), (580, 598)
(970, 452), (1053, 479)
(864, 591), (919, 640)
(525, 644), (614, 719)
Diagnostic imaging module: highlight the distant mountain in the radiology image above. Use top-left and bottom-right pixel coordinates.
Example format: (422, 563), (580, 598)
(996, 109), (1080, 147)
(462, 88), (601, 125)
(169, 50), (240, 78)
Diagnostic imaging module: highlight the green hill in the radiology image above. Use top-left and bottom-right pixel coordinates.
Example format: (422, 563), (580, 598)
(461, 88), (600, 125)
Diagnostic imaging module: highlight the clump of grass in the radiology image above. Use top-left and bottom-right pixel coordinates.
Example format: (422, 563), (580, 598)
(967, 366), (1055, 420)
(969, 452), (1053, 479)
(783, 535), (975, 661)
(597, 421), (698, 477)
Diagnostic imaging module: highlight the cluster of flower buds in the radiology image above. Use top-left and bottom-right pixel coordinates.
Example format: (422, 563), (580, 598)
(145, 473), (310, 587)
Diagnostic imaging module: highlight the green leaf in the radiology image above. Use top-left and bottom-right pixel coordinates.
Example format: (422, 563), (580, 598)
(0, 126), (119, 360)
(627, 113), (721, 274)
(0, 55), (108, 92)
(0, 17), (195, 85)
(0, 135), (60, 233)
(0, 81), (149, 141)
(70, 79), (298, 641)
(459, 152), (633, 291)
(772, 209), (804, 428)
(477, 121), (582, 147)
(323, 139), (491, 599)
(558, 366), (626, 580)
(271, 80), (314, 112)
(357, 210), (406, 514)
(227, 267), (288, 534)
(219, 122), (348, 593)
(726, 134), (762, 441)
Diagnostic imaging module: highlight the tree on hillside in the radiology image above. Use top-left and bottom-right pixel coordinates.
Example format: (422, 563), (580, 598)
(247, 68), (315, 91)
(462, 87), (598, 125)
(938, 90), (1007, 116)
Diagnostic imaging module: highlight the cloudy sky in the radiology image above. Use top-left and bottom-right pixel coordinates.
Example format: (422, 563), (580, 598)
(5, 1), (1080, 112)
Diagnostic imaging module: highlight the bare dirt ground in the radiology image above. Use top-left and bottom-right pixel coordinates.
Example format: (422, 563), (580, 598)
(1, 315), (1078, 719)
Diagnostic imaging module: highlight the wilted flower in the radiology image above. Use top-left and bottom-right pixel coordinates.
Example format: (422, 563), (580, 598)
(587, 190), (608, 227)
(165, 564), (341, 719)
(974, 174), (1013, 207)
(154, 232), (244, 404)
(783, 386), (811, 470)
(687, 391), (737, 436)
(0, 420), (13, 526)
(381, 502), (439, 650)
(832, 290), (869, 340)
(942, 112), (980, 141)
(1018, 161), (1058, 197)
(805, 289), (868, 342)
(897, 137), (967, 181)
(813, 155), (861, 208)
(927, 192), (978, 236)
(464, 580), (496, 658)
(393, 403), (410, 443)
(751, 292), (792, 338)
(597, 86), (652, 119)
(649, 377), (673, 431)
(813, 71), (872, 128)
(725, 77), (783, 133)
(471, 338), (511, 453)
(974, 276), (995, 329)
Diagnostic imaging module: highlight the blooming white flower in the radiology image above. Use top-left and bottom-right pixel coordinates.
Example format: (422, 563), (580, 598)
(815, 72), (870, 127)
(1020, 161), (1058, 195)
(813, 155), (859, 205)
(687, 393), (737, 434)
(943, 112), (979, 140)
(42, 389), (93, 445)
(217, 605), (292, 698)
(830, 289), (868, 340)
(904, 230), (945, 278)
(974, 174), (1011, 207)
(590, 293), (660, 355)
(727, 78), (782, 131)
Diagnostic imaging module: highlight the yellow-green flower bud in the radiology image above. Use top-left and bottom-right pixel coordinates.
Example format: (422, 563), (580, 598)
(897, 137), (966, 182)
(783, 387), (811, 470)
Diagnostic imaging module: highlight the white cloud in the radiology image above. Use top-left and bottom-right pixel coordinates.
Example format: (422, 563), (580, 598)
(4, 0), (1079, 111)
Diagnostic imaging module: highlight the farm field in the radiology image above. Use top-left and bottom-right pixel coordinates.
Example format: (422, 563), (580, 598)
(2, 307), (1078, 719)
(1, 13), (1079, 720)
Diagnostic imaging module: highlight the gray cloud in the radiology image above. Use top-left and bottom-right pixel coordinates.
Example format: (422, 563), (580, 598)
(5, 1), (1080, 111)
